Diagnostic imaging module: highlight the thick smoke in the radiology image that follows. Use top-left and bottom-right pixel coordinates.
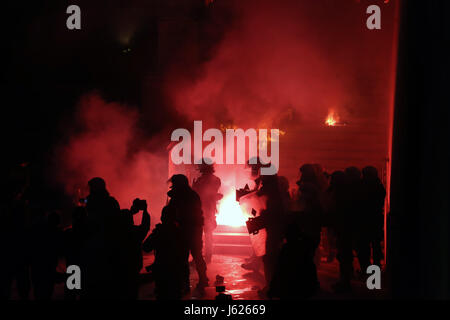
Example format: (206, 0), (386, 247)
(170, 0), (397, 130)
(55, 93), (168, 223)
(54, 0), (397, 220)
(167, 0), (398, 190)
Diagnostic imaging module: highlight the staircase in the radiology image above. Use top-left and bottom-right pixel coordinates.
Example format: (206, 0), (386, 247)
(212, 225), (253, 256)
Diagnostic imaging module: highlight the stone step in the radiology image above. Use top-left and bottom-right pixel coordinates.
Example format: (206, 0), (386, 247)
(213, 232), (252, 245)
(212, 224), (253, 256)
(213, 243), (253, 256)
(215, 225), (248, 234)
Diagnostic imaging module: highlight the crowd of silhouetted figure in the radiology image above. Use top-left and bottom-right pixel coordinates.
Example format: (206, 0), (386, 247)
(1, 160), (385, 300)
(265, 164), (386, 298)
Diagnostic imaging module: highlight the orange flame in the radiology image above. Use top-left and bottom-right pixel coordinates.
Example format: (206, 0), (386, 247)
(325, 110), (339, 126)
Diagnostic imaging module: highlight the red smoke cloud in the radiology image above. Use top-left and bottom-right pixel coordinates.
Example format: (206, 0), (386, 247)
(166, 0), (398, 187)
(54, 0), (398, 219)
(55, 93), (168, 223)
(170, 0), (396, 129)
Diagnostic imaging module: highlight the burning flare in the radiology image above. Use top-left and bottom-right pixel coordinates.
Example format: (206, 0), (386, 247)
(325, 110), (339, 126)
(216, 189), (247, 227)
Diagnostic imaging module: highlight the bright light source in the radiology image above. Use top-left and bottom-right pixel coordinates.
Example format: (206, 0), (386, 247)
(325, 109), (347, 126)
(216, 189), (247, 227)
(325, 110), (338, 126)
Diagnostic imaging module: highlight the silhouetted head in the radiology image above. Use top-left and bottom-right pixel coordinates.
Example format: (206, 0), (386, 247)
(345, 166), (361, 182)
(312, 163), (329, 191)
(247, 157), (269, 177)
(88, 177), (108, 196)
(362, 166), (379, 180)
(330, 170), (346, 189)
(297, 164), (315, 186)
(197, 160), (215, 174)
(312, 164), (323, 175)
(168, 174), (189, 189)
(260, 174), (279, 189)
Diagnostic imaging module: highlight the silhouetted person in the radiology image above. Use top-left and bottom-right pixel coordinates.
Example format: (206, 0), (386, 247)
(356, 166), (386, 272)
(30, 210), (63, 300)
(241, 158), (266, 272)
(267, 167), (323, 300)
(268, 215), (318, 299)
(322, 171), (337, 263)
(330, 168), (360, 293)
(167, 174), (208, 295)
(327, 171), (350, 292)
(257, 174), (286, 297)
(117, 198), (150, 299)
(344, 167), (364, 277)
(143, 205), (184, 299)
(192, 162), (222, 264)
(1, 164), (32, 300)
(296, 164), (324, 253)
(278, 176), (292, 213)
(82, 177), (121, 299)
